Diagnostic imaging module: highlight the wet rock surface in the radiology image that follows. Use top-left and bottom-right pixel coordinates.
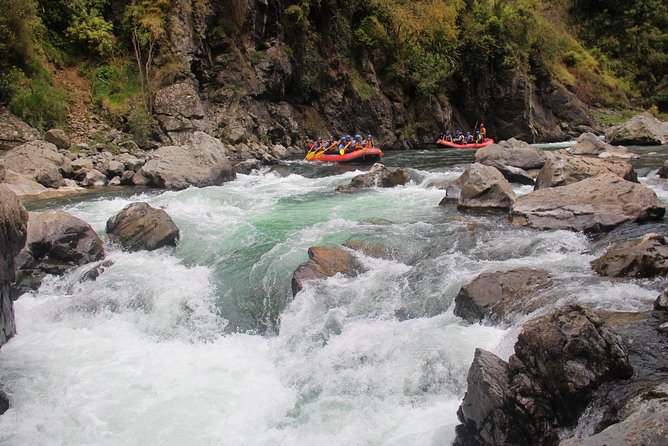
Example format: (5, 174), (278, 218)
(475, 139), (546, 170)
(336, 163), (410, 191)
(14, 210), (104, 294)
(591, 233), (668, 278)
(605, 113), (666, 146)
(291, 246), (364, 296)
(455, 305), (634, 446)
(454, 268), (553, 324)
(106, 202), (180, 252)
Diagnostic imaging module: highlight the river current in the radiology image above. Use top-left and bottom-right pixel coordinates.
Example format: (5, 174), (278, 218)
(1, 147), (667, 445)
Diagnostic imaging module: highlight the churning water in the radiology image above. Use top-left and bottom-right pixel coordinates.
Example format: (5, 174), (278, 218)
(1, 148), (666, 445)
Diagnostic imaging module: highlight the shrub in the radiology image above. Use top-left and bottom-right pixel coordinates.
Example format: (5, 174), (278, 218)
(127, 105), (158, 148)
(7, 70), (68, 130)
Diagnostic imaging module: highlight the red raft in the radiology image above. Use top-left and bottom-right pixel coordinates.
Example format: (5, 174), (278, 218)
(436, 138), (494, 149)
(306, 147), (384, 163)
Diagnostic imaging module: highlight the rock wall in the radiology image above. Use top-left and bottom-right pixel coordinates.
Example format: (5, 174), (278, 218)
(0, 186), (28, 347)
(151, 0), (595, 148)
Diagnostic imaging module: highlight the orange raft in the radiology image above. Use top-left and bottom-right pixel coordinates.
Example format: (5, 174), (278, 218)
(436, 138), (494, 149)
(305, 147), (384, 163)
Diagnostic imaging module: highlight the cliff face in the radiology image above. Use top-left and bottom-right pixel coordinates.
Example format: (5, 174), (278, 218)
(0, 186), (28, 347)
(151, 0), (596, 148)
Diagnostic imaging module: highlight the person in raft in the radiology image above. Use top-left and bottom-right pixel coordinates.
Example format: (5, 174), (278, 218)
(478, 123), (487, 139)
(466, 131), (474, 144)
(453, 130), (464, 144)
(363, 134), (374, 149)
(441, 130), (452, 142)
(475, 131), (483, 143)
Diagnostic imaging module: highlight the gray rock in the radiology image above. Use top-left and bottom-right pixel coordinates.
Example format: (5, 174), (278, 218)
(457, 163), (516, 210)
(108, 176), (121, 186)
(2, 140), (66, 186)
(605, 113), (666, 146)
(485, 160), (534, 185)
(131, 171), (151, 186)
(35, 167), (65, 188)
(510, 174), (665, 233)
(105, 160), (125, 177)
(0, 186), (28, 347)
(233, 158), (263, 175)
(116, 153), (143, 172)
(570, 132), (608, 155)
(336, 163), (410, 191)
(106, 202), (180, 251)
(139, 132), (235, 189)
(14, 210), (104, 293)
(70, 158), (94, 175)
(44, 128), (71, 150)
(120, 170), (135, 185)
(476, 138), (546, 170)
(454, 268), (553, 323)
(535, 151), (637, 190)
(598, 146), (639, 160)
(154, 82), (205, 120)
(438, 176), (464, 205)
(291, 246), (364, 296)
(1, 170), (48, 196)
(0, 159), (5, 182)
(592, 233), (668, 278)
(655, 290), (668, 313)
(81, 169), (107, 187)
(0, 106), (39, 150)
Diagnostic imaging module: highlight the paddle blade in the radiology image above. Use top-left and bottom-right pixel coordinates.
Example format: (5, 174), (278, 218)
(340, 149), (345, 155)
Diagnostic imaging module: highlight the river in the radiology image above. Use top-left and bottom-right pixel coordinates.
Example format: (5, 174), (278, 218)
(1, 147), (667, 445)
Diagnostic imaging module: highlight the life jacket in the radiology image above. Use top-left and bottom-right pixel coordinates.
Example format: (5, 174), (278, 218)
(354, 140), (362, 150)
(479, 126), (486, 138)
(364, 139), (373, 149)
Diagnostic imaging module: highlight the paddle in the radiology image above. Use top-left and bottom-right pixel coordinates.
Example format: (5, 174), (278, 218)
(339, 141), (352, 155)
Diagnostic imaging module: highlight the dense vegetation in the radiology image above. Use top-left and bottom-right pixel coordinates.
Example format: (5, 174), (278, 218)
(0, 0), (665, 133)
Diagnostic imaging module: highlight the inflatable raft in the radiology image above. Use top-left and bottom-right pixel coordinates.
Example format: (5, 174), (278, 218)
(436, 138), (494, 149)
(305, 147), (384, 163)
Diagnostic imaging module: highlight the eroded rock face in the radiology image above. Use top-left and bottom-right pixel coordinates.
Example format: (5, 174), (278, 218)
(455, 305), (633, 446)
(138, 131), (235, 189)
(454, 268), (553, 323)
(605, 113), (666, 146)
(154, 82), (205, 133)
(14, 210), (104, 293)
(475, 139), (546, 170)
(535, 151), (637, 190)
(510, 174), (665, 233)
(106, 202), (180, 251)
(457, 163), (516, 210)
(291, 246), (364, 296)
(336, 163), (410, 191)
(0, 186), (28, 348)
(591, 233), (668, 278)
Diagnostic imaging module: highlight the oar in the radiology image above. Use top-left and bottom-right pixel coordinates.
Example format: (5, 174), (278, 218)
(339, 141), (352, 155)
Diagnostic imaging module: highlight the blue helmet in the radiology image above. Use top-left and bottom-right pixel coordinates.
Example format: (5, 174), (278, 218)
(346, 135), (352, 140)
(355, 134), (361, 139)
(467, 132), (471, 135)
(367, 134), (372, 138)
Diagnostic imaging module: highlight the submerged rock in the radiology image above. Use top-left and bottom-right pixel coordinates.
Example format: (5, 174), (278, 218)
(336, 163), (410, 191)
(14, 210), (105, 294)
(291, 246), (364, 296)
(591, 233), (668, 278)
(605, 113), (666, 146)
(106, 202), (180, 251)
(535, 150), (637, 190)
(454, 268), (553, 323)
(457, 163), (516, 211)
(510, 173), (665, 233)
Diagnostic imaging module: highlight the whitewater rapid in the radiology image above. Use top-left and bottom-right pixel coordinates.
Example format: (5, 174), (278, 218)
(0, 159), (664, 445)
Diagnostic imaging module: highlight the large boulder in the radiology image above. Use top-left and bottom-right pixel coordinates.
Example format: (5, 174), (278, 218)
(454, 268), (553, 323)
(605, 113), (666, 146)
(0, 186), (28, 347)
(138, 131), (235, 189)
(475, 138), (546, 170)
(14, 210), (105, 293)
(510, 174), (665, 233)
(2, 140), (67, 187)
(1, 169), (48, 196)
(570, 132), (609, 155)
(291, 246), (364, 296)
(437, 175), (464, 205)
(657, 160), (668, 179)
(484, 160), (534, 185)
(454, 349), (512, 446)
(0, 107), (39, 150)
(455, 305), (633, 446)
(591, 233), (668, 278)
(106, 202), (180, 251)
(44, 128), (71, 150)
(154, 82), (205, 133)
(457, 163), (516, 210)
(336, 163), (410, 191)
(535, 151), (637, 190)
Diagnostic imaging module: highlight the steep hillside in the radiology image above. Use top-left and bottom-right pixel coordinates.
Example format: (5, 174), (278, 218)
(0, 0), (663, 147)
